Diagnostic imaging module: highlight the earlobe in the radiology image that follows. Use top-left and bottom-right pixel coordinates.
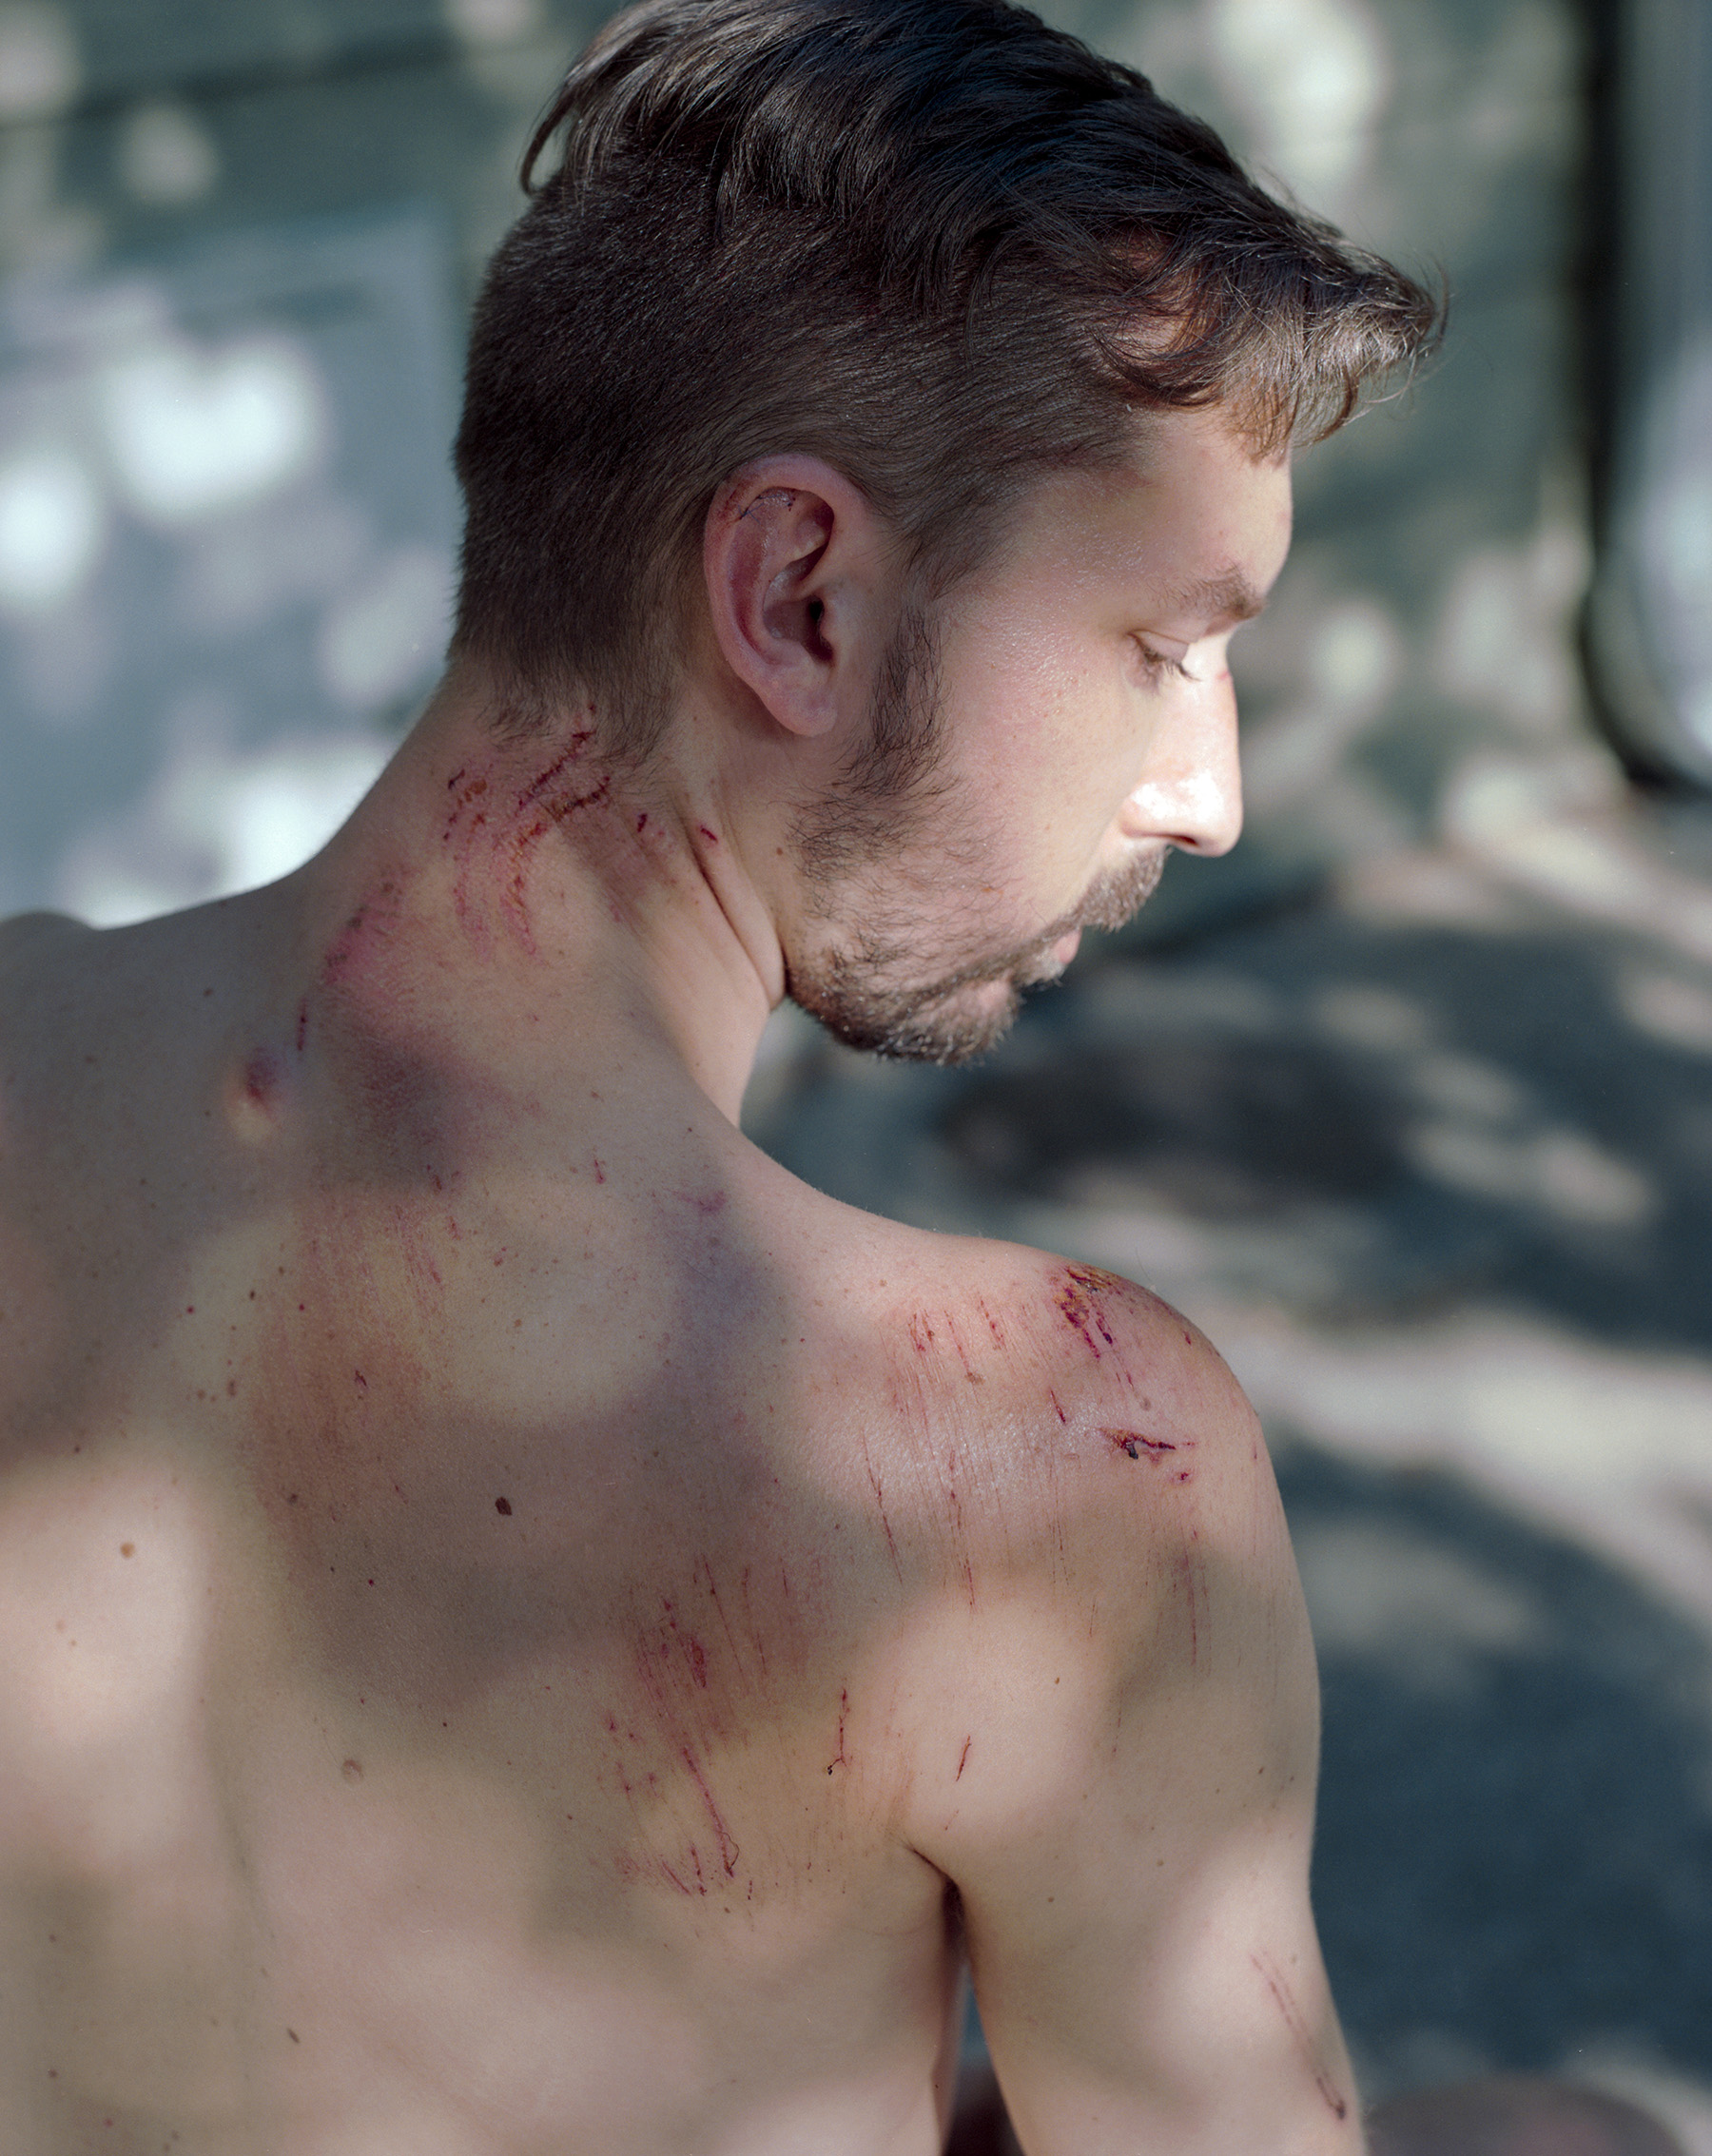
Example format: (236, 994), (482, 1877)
(703, 457), (878, 740)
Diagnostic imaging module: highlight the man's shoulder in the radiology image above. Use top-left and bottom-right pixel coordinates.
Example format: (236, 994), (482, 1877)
(0, 907), (88, 962)
(801, 1207), (1251, 1453)
(0, 913), (88, 1194)
(789, 1216), (1303, 1851)
(0, 907), (101, 1007)
(771, 1198), (1265, 1583)
(0, 909), (111, 1126)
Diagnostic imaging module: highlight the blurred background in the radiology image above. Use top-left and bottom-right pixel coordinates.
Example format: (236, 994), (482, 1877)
(2, 0), (1711, 2139)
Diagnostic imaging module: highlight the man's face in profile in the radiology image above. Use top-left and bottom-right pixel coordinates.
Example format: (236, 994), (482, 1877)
(786, 405), (1294, 1063)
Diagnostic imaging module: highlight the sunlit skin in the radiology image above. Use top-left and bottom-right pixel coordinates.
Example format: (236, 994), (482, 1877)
(711, 414), (1282, 1063)
(0, 406), (1361, 2155)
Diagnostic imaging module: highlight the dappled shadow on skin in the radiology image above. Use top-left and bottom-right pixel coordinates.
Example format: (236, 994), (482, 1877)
(1276, 1440), (1712, 2095)
(4, 936), (1333, 2146)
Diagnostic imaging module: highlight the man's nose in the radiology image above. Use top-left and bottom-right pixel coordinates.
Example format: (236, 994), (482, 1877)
(1121, 683), (1244, 857)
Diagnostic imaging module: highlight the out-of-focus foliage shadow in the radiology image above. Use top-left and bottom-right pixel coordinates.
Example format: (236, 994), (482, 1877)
(1284, 1441), (1712, 2089)
(753, 898), (1712, 1358)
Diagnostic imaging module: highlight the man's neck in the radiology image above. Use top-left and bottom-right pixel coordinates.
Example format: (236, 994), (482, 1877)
(259, 670), (786, 1127)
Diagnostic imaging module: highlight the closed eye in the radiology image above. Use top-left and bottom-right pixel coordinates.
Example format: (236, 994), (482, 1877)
(1134, 638), (1194, 685)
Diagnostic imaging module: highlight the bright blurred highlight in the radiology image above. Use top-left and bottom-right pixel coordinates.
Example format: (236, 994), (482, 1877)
(0, 445), (105, 612)
(101, 330), (327, 529)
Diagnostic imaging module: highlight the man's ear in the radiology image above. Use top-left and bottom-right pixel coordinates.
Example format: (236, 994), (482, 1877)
(703, 456), (889, 739)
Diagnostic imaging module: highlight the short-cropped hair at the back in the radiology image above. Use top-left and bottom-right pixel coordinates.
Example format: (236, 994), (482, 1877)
(452, 0), (1441, 752)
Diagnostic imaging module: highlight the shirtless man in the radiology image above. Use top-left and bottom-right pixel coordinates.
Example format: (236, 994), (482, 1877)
(0, 3), (1556, 2150)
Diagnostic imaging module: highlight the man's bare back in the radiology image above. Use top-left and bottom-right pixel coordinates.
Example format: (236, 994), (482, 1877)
(0, 1), (1456, 2142)
(0, 824), (1333, 2153)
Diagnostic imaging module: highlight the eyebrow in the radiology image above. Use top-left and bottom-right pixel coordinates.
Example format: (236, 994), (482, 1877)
(1160, 570), (1270, 627)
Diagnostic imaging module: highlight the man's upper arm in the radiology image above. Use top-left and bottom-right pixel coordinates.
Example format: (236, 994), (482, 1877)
(896, 1268), (1359, 2156)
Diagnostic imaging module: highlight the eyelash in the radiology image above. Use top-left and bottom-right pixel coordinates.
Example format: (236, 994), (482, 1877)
(1135, 641), (1192, 684)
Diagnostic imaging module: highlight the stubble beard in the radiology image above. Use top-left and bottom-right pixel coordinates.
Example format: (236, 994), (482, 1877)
(783, 605), (1170, 1067)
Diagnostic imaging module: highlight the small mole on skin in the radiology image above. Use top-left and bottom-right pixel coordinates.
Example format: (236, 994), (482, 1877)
(287, 2030), (300, 2044)
(120, 1543), (134, 1558)
(341, 1759), (362, 1783)
(496, 1496), (513, 1515)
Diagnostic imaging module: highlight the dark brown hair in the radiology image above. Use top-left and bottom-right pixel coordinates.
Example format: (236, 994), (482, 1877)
(451, 0), (1440, 752)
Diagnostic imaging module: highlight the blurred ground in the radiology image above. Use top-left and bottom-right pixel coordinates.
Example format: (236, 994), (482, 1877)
(745, 792), (1712, 2149)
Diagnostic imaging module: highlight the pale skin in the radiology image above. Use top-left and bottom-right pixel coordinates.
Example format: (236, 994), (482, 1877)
(0, 406), (1364, 2154)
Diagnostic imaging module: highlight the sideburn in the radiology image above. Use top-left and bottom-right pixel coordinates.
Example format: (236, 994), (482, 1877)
(788, 600), (951, 893)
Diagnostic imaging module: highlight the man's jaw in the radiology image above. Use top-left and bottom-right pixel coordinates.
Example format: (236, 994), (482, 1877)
(786, 844), (1170, 1065)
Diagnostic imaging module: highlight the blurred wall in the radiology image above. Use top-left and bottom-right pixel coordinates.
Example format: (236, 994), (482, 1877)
(0, 0), (1614, 928)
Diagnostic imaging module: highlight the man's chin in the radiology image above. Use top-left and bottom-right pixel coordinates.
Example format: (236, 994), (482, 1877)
(1013, 927), (1081, 987)
(787, 847), (1167, 1066)
(789, 969), (1026, 1066)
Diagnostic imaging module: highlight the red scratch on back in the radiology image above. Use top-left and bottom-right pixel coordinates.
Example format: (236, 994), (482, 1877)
(865, 1448), (904, 1581)
(955, 1735), (971, 1780)
(514, 736), (593, 814)
(681, 1748), (740, 1876)
(1055, 1265), (1119, 1359)
(700, 1561), (744, 1670)
(1251, 1953), (1348, 2122)
(945, 1312), (982, 1384)
(1104, 1428), (1177, 1463)
(1180, 1541), (1208, 1668)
